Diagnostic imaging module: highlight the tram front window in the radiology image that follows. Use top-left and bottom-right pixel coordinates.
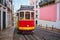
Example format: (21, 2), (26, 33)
(20, 12), (24, 20)
(25, 12), (30, 19)
(31, 12), (34, 19)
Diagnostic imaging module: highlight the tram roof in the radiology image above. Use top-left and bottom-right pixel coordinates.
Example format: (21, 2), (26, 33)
(17, 5), (34, 11)
(17, 10), (34, 13)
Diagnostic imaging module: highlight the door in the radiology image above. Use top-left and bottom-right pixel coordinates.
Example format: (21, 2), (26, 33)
(0, 11), (1, 31)
(36, 20), (37, 26)
(3, 12), (6, 29)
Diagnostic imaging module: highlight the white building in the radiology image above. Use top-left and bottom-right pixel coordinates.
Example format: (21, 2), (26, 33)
(0, 0), (13, 31)
(29, 0), (40, 25)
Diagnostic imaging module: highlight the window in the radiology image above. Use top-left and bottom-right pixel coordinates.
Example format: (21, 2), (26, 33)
(36, 0), (38, 3)
(25, 12), (30, 19)
(3, 0), (7, 7)
(36, 5), (38, 8)
(36, 15), (38, 18)
(31, 12), (34, 19)
(36, 10), (38, 13)
(20, 12), (24, 20)
(0, 0), (3, 4)
(44, 0), (48, 2)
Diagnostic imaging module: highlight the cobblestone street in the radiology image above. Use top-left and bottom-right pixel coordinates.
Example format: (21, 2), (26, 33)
(0, 27), (14, 40)
(0, 27), (60, 40)
(0, 0), (60, 40)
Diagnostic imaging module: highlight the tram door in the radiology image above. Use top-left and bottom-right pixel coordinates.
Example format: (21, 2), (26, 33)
(0, 11), (1, 31)
(3, 12), (6, 29)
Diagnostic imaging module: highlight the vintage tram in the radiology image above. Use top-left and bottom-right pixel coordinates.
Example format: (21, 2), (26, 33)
(16, 10), (35, 32)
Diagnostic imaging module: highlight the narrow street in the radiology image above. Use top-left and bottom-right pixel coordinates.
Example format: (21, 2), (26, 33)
(0, 26), (60, 40)
(0, 0), (60, 40)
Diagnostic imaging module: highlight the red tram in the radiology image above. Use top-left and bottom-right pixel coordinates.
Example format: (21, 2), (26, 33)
(16, 10), (35, 32)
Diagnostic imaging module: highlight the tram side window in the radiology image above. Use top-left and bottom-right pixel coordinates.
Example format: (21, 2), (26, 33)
(20, 12), (24, 20)
(17, 13), (19, 16)
(16, 13), (19, 20)
(31, 12), (34, 19)
(25, 12), (30, 19)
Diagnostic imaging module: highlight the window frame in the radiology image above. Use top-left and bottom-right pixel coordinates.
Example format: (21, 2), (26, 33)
(25, 12), (30, 20)
(31, 12), (34, 20)
(19, 12), (24, 20)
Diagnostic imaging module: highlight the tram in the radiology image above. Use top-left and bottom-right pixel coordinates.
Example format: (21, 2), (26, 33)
(16, 10), (35, 32)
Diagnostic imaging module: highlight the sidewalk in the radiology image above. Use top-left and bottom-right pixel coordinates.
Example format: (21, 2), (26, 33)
(0, 26), (14, 40)
(38, 25), (60, 33)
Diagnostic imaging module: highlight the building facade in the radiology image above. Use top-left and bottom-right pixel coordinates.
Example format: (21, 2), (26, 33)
(29, 0), (40, 25)
(38, 0), (60, 29)
(6, 0), (13, 28)
(0, 0), (13, 31)
(30, 0), (60, 29)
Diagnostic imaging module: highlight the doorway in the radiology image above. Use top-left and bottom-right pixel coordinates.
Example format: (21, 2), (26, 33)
(36, 20), (37, 26)
(3, 12), (6, 29)
(0, 11), (1, 31)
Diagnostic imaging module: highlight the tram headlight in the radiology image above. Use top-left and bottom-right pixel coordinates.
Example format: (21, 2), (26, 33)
(27, 25), (29, 27)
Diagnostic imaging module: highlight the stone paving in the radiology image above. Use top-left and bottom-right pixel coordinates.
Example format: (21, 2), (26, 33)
(0, 27), (14, 40)
(0, 26), (60, 40)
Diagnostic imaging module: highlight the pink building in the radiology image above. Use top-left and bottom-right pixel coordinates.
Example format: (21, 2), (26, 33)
(38, 0), (60, 29)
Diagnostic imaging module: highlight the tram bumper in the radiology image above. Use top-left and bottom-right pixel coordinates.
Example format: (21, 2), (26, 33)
(18, 27), (35, 31)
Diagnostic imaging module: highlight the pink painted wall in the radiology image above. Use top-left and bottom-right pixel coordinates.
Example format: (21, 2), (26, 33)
(59, 13), (60, 20)
(40, 4), (57, 22)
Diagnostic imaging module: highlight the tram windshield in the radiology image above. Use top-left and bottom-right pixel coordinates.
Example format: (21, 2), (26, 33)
(19, 12), (34, 20)
(25, 12), (30, 19)
(31, 12), (34, 19)
(20, 12), (24, 20)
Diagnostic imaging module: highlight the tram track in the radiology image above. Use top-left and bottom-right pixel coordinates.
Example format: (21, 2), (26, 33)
(24, 35), (31, 40)
(14, 28), (46, 40)
(23, 34), (41, 40)
(14, 28), (41, 40)
(19, 34), (26, 40)
(32, 34), (41, 40)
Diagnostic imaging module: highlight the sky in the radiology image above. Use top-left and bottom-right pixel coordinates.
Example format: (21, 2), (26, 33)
(13, 0), (30, 12)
